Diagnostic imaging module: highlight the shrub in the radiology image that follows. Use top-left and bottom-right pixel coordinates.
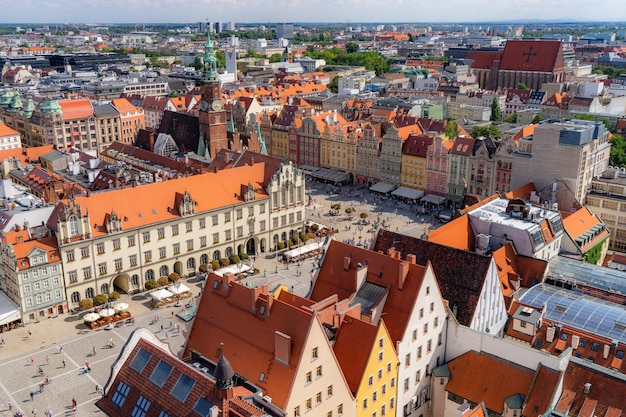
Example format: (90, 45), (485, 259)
(286, 240), (293, 248)
(276, 241), (286, 250)
(299, 232), (308, 242)
(307, 232), (317, 240)
(360, 212), (368, 219)
(157, 277), (169, 287)
(79, 298), (93, 310)
(199, 263), (208, 273)
(239, 253), (249, 260)
(310, 224), (319, 232)
(211, 260), (221, 271)
(108, 291), (120, 301)
(93, 294), (108, 306)
(168, 272), (181, 282)
(145, 279), (159, 290)
(291, 237), (301, 246)
(229, 254), (241, 265)
(219, 258), (230, 267)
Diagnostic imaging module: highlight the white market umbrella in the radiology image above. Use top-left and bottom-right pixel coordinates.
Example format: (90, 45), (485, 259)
(114, 303), (129, 312)
(83, 313), (100, 322)
(99, 308), (115, 318)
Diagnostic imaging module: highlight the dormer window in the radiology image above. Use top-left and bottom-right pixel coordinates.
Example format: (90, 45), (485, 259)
(179, 190), (196, 216)
(69, 215), (79, 237)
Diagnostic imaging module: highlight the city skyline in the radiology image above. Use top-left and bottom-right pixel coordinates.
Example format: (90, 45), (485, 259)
(2, 0), (626, 25)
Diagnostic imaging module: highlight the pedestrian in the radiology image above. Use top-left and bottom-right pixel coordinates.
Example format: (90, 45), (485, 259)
(58, 345), (63, 353)
(31, 408), (37, 416)
(1, 336), (4, 345)
(62, 359), (66, 368)
(28, 330), (32, 337)
(45, 355), (49, 364)
(30, 356), (34, 365)
(72, 398), (76, 408)
(165, 331), (168, 339)
(95, 384), (99, 393)
(92, 346), (96, 356)
(30, 391), (34, 401)
(8, 400), (13, 410)
(39, 383), (44, 393)
(160, 324), (163, 331)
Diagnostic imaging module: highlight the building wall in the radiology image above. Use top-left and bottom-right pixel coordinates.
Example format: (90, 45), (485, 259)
(355, 126), (380, 187)
(401, 154), (426, 190)
(425, 137), (450, 197)
(379, 127), (403, 186)
(468, 260), (508, 335)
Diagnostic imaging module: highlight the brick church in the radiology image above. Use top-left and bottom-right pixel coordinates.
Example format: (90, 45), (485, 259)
(468, 40), (565, 91)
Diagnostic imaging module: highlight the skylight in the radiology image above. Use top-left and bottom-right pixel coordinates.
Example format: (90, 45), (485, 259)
(130, 348), (152, 373)
(171, 374), (196, 403)
(149, 360), (172, 387)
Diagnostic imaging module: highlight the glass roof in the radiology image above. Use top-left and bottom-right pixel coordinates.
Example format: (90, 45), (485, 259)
(350, 281), (387, 314)
(546, 256), (626, 295)
(519, 283), (626, 343)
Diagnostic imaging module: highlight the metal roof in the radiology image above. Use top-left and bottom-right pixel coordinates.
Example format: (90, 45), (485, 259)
(546, 256), (626, 295)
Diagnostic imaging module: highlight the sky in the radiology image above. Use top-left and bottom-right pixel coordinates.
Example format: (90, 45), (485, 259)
(2, 0), (626, 24)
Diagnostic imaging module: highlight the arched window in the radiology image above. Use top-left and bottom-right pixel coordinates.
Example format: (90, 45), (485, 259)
(281, 232), (287, 241)
(159, 265), (169, 277)
(101, 283), (109, 294)
(71, 291), (80, 303)
(273, 234), (279, 244)
(225, 247), (233, 258)
(131, 274), (139, 286)
(187, 258), (195, 269)
(145, 269), (154, 281)
(69, 215), (79, 237)
(212, 250), (221, 261)
(85, 287), (94, 299)
(200, 254), (208, 264)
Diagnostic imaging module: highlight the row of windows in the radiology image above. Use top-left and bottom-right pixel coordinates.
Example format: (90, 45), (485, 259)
(294, 400), (343, 416)
(23, 290), (63, 307)
(21, 266), (60, 281)
(22, 277), (61, 292)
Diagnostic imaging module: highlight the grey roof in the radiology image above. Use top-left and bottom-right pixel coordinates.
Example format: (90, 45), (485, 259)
(512, 305), (542, 324)
(519, 283), (626, 344)
(350, 280), (387, 315)
(93, 103), (119, 116)
(432, 364), (450, 377)
(546, 256), (626, 296)
(504, 393), (525, 409)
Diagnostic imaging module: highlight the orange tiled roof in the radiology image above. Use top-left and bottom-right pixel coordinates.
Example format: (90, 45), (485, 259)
(562, 205), (605, 241)
(446, 351), (535, 414)
(58, 98), (93, 121)
(49, 164), (268, 238)
(428, 214), (475, 251)
(111, 98), (139, 114)
(0, 122), (19, 137)
(333, 317), (379, 394)
(11, 236), (59, 270)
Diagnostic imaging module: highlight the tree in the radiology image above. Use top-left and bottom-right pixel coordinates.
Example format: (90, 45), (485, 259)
(229, 254), (241, 265)
(239, 253), (249, 260)
(108, 291), (120, 301)
(444, 120), (460, 138)
(79, 299), (94, 310)
(157, 277), (169, 287)
(345, 42), (359, 53)
(610, 134), (626, 167)
(472, 125), (502, 139)
(490, 97), (501, 122)
(199, 263), (209, 273)
(269, 53), (283, 63)
(145, 279), (159, 290)
(360, 212), (369, 219)
(219, 258), (230, 267)
(93, 294), (108, 306)
(327, 76), (339, 94)
(517, 82), (528, 90)
(210, 260), (221, 271)
(193, 56), (203, 70)
(532, 114), (542, 124)
(504, 113), (518, 123)
(168, 272), (181, 282)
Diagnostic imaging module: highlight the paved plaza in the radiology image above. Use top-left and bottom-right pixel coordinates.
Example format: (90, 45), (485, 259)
(0, 182), (439, 416)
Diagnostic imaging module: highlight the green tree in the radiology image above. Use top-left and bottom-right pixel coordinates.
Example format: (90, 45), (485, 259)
(245, 49), (262, 58)
(79, 299), (94, 310)
(269, 53), (283, 63)
(168, 272), (181, 282)
(517, 82), (528, 90)
(472, 125), (502, 139)
(108, 291), (120, 301)
(610, 134), (626, 167)
(93, 294), (108, 306)
(345, 42), (359, 53)
(504, 113), (518, 123)
(193, 56), (203, 70)
(145, 279), (159, 290)
(532, 114), (542, 124)
(444, 120), (460, 139)
(490, 97), (501, 122)
(327, 76), (339, 93)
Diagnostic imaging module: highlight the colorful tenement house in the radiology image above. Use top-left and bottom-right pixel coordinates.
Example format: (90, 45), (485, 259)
(425, 136), (452, 198)
(401, 134), (433, 191)
(355, 122), (382, 188)
(111, 98), (146, 145)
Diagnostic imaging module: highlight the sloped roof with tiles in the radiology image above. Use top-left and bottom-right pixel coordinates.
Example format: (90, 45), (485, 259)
(97, 329), (271, 417)
(112, 98), (140, 115)
(184, 279), (316, 409)
(467, 50), (503, 69)
(428, 214), (475, 251)
(402, 134), (433, 158)
(310, 239), (428, 344)
(450, 135), (476, 156)
(47, 164), (268, 237)
(10, 236), (59, 270)
(58, 98), (93, 121)
(499, 40), (563, 72)
(373, 229), (490, 327)
(445, 351), (535, 414)
(0, 122), (19, 137)
(523, 364), (561, 417)
(332, 317), (379, 394)
(562, 206), (609, 252)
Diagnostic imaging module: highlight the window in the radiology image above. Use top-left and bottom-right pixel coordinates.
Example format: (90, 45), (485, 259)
(306, 372), (312, 384)
(66, 250), (75, 262)
(130, 255), (137, 267)
(378, 352), (384, 362)
(427, 340), (432, 352)
(387, 362), (392, 373)
(34, 282), (41, 291)
(98, 263), (107, 275)
(149, 361), (172, 387)
(113, 239), (121, 250)
(316, 365), (322, 378)
(130, 395), (151, 417)
(199, 218), (206, 229)
(338, 404), (343, 416)
(430, 302), (434, 312)
(186, 221), (192, 232)
(142, 232), (151, 243)
(213, 233), (219, 244)
(158, 228), (165, 239)
(96, 243), (105, 254)
(236, 209), (243, 220)
(415, 370), (421, 383)
(186, 239), (193, 251)
(170, 374), (195, 402)
(424, 323), (428, 334)
(224, 212), (231, 223)
(327, 385), (333, 397)
(405, 354), (410, 367)
(130, 348), (152, 373)
(390, 377), (395, 388)
(382, 384), (387, 394)
(412, 330), (417, 341)
(419, 308), (424, 318)
(237, 226), (243, 238)
(159, 247), (166, 258)
(426, 286), (430, 295)
(316, 392), (322, 404)
(312, 347), (318, 360)
(306, 399), (312, 411)
(173, 243), (180, 254)
(390, 397), (395, 410)
(404, 378), (409, 391)
(200, 236), (206, 247)
(192, 398), (213, 417)
(114, 258), (123, 270)
(363, 398), (368, 409)
(26, 298), (32, 307)
(171, 225), (179, 235)
(294, 406), (301, 416)
(368, 375), (374, 386)
(111, 381), (130, 407)
(144, 251), (152, 262)
(327, 412), (333, 417)
(434, 317), (439, 328)
(378, 369), (383, 379)
(128, 235), (136, 247)
(212, 215), (219, 226)
(373, 391), (378, 402)
(417, 346), (422, 359)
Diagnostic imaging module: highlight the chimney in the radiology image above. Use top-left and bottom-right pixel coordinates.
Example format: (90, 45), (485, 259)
(584, 382), (591, 395)
(603, 344), (610, 359)
(406, 254), (416, 264)
(572, 334), (580, 350)
(224, 153), (230, 164)
(343, 256), (351, 271)
(274, 331), (291, 364)
(546, 326), (555, 343)
(398, 261), (409, 290)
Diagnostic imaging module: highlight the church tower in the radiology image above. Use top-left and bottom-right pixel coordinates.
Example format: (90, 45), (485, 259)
(198, 31), (228, 159)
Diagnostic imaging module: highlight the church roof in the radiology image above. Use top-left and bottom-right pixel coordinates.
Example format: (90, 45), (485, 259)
(499, 40), (562, 72)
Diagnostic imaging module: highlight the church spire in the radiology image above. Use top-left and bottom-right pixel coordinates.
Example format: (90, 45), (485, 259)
(203, 30), (219, 82)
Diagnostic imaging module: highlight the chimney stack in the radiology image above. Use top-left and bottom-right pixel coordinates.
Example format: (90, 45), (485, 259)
(274, 331), (292, 364)
(343, 256), (351, 271)
(398, 261), (409, 290)
(406, 254), (417, 264)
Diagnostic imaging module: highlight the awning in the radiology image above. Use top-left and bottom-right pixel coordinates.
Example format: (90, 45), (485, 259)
(310, 167), (350, 183)
(392, 187), (424, 200)
(421, 194), (447, 205)
(0, 291), (21, 326)
(150, 288), (174, 302)
(369, 182), (396, 194)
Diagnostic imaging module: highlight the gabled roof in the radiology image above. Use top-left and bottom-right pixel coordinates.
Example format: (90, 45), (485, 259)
(402, 134), (433, 158)
(184, 279), (316, 409)
(499, 40), (562, 72)
(0, 122), (19, 137)
(450, 135), (476, 156)
(466, 50), (503, 69)
(445, 351), (535, 414)
(112, 98), (140, 115)
(310, 239), (428, 344)
(562, 205), (608, 252)
(428, 214), (475, 251)
(373, 229), (491, 327)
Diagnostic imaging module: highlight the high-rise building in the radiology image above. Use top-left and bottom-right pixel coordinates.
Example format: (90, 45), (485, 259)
(275, 23), (294, 40)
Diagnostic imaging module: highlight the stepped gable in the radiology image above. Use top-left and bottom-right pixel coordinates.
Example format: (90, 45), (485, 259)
(373, 229), (491, 327)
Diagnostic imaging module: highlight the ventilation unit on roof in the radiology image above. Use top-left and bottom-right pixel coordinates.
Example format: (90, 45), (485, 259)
(584, 383), (591, 395)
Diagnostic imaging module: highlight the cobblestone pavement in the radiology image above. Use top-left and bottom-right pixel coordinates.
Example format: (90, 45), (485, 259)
(0, 181), (439, 416)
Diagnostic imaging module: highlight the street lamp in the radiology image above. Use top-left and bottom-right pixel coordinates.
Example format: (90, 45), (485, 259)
(174, 280), (181, 307)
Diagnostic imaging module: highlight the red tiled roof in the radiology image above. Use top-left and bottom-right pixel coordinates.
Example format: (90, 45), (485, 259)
(58, 98), (93, 121)
(499, 40), (562, 72)
(333, 317), (379, 393)
(402, 134), (433, 158)
(0, 122), (19, 137)
(467, 50), (503, 70)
